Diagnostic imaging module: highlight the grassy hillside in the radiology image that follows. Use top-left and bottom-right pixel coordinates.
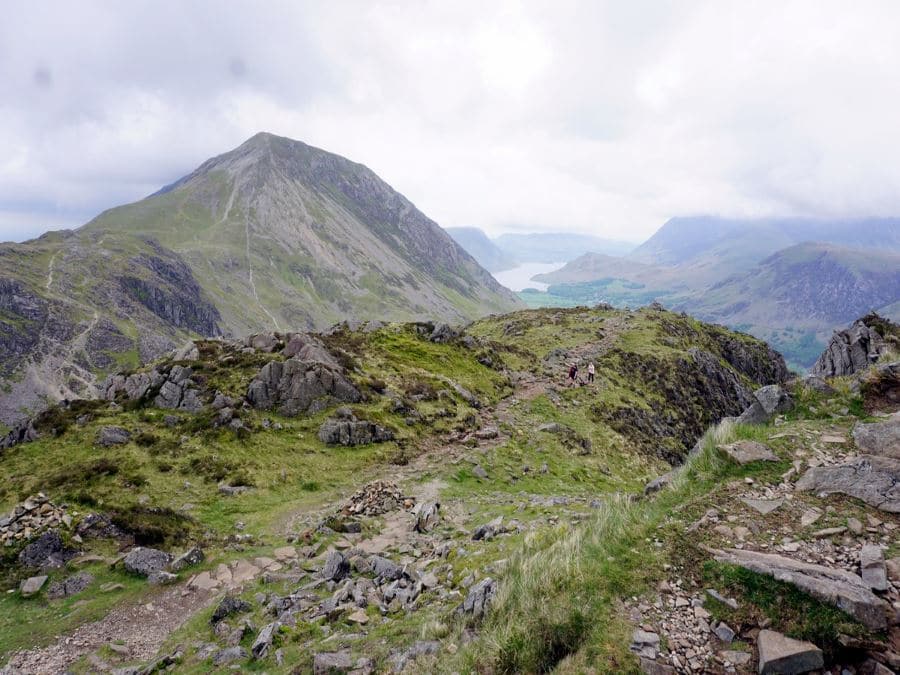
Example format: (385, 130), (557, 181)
(0, 306), (802, 673)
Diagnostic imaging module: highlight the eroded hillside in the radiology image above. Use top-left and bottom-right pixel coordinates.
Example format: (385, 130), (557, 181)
(0, 307), (896, 674)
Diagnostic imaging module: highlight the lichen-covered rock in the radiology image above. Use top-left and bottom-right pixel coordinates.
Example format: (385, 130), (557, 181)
(317, 418), (393, 446)
(18, 530), (73, 569)
(321, 550), (350, 581)
(812, 317), (889, 377)
(211, 596), (253, 624)
(246, 358), (361, 416)
(796, 455), (900, 513)
(47, 571), (94, 599)
(96, 425), (131, 447)
(123, 546), (173, 577)
(852, 414), (900, 459)
(459, 577), (496, 618)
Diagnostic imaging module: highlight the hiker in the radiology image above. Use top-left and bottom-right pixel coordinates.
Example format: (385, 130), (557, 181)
(587, 361), (595, 383)
(567, 363), (578, 386)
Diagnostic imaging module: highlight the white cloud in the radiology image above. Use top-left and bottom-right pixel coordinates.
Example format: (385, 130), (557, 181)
(2, 0), (900, 243)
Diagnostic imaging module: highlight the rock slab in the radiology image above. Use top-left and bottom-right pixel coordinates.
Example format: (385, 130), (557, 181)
(713, 548), (888, 630)
(796, 455), (900, 513)
(757, 629), (823, 674)
(720, 440), (778, 465)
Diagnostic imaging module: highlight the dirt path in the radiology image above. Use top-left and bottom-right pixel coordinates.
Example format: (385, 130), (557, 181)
(3, 586), (214, 674)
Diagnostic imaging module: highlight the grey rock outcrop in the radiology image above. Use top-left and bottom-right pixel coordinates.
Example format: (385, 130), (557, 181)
(321, 550), (350, 581)
(251, 621), (279, 659)
(20, 575), (48, 597)
(413, 501), (440, 532)
(859, 544), (889, 591)
(812, 318), (887, 377)
(281, 333), (339, 368)
(459, 577), (495, 618)
(105, 364), (203, 412)
(123, 547), (173, 577)
(757, 629), (823, 675)
(317, 417), (393, 446)
(713, 548), (888, 629)
(19, 530), (73, 569)
(96, 425), (131, 447)
(247, 358), (361, 416)
(852, 415), (900, 459)
(718, 440), (778, 465)
(47, 571), (93, 599)
(796, 455), (900, 513)
(211, 596), (252, 624)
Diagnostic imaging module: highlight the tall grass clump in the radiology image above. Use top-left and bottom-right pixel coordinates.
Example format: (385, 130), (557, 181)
(463, 421), (739, 673)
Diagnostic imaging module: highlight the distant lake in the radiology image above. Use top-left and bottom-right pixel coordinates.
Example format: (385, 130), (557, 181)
(492, 262), (566, 292)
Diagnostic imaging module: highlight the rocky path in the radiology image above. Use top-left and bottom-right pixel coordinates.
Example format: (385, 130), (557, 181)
(2, 318), (629, 673)
(3, 584), (214, 674)
(629, 409), (900, 673)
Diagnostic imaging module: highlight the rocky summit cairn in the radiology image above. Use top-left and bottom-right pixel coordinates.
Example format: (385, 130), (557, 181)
(811, 314), (894, 377)
(0, 493), (68, 547)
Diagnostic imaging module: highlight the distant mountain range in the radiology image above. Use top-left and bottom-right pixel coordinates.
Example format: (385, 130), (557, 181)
(508, 217), (900, 370)
(0, 132), (520, 426)
(445, 228), (636, 272)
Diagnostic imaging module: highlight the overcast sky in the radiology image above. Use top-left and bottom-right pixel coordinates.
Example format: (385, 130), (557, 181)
(3, 1), (900, 243)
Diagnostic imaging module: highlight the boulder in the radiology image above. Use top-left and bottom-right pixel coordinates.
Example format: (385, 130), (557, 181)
(713, 548), (888, 629)
(321, 550), (350, 581)
(459, 577), (495, 618)
(736, 401), (770, 425)
(370, 555), (403, 581)
(251, 621), (279, 659)
(317, 419), (393, 446)
(123, 547), (173, 577)
(170, 546), (205, 572)
(18, 530), (72, 569)
(853, 417), (900, 459)
(757, 629), (823, 674)
(212, 646), (248, 666)
(795, 455), (900, 513)
(247, 358), (361, 416)
(313, 650), (352, 674)
(19, 575), (48, 597)
(859, 544), (889, 591)
(812, 318), (887, 377)
(282, 333), (340, 368)
(719, 440), (778, 465)
(644, 470), (675, 495)
(429, 323), (458, 343)
(630, 629), (661, 659)
(413, 502), (440, 532)
(96, 425), (131, 447)
(211, 596), (252, 624)
(47, 571), (93, 599)
(754, 384), (794, 415)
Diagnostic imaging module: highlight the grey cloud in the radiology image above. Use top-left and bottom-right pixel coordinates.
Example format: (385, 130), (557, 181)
(2, 0), (900, 243)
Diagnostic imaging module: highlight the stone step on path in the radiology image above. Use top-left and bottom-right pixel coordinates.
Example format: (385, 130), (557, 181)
(187, 547), (298, 591)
